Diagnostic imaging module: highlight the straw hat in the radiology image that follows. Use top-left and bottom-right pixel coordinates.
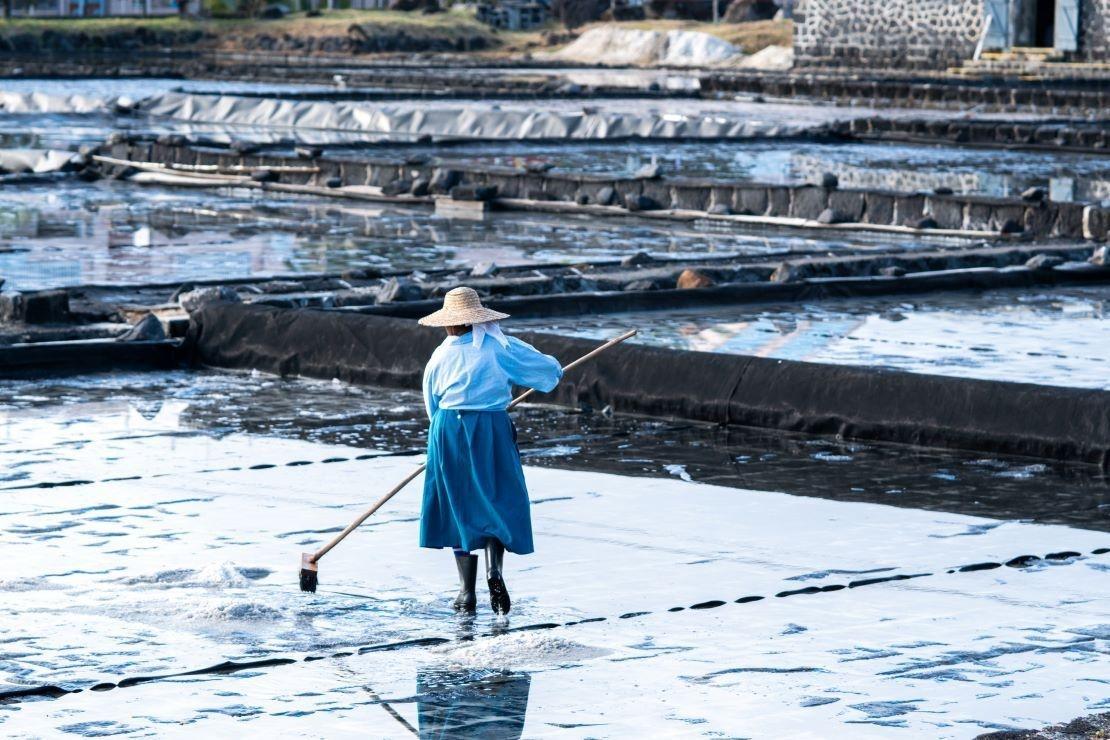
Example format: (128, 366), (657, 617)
(418, 287), (510, 327)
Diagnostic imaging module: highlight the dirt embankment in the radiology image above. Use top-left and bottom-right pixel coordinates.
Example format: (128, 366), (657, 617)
(0, 11), (497, 56)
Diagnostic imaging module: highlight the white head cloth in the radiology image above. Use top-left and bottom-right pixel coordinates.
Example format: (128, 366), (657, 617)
(472, 321), (510, 349)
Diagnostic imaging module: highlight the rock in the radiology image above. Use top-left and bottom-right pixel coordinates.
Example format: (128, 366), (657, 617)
(1089, 245), (1109, 266)
(470, 261), (498, 278)
(430, 168), (462, 194)
(596, 186), (617, 206)
(325, 176), (343, 189)
(623, 279), (655, 291)
(879, 266), (906, 277)
(295, 146), (322, 159)
(178, 286), (241, 313)
(933, 186), (955, 195)
(818, 172), (839, 189)
(116, 313), (166, 342)
(676, 269), (713, 289)
(626, 194), (661, 212)
(525, 161), (554, 173)
(405, 154), (430, 166)
(1021, 186), (1046, 202)
(770, 262), (799, 283)
(914, 216), (939, 230)
(633, 162), (663, 180)
(816, 208), (850, 225)
(708, 203), (732, 215)
(261, 3), (288, 18)
(410, 178), (431, 197)
(382, 178), (413, 196)
(1000, 218), (1024, 235)
(250, 169), (278, 183)
(575, 193), (589, 205)
(376, 277), (422, 304)
(620, 251), (653, 267)
(450, 184), (498, 202)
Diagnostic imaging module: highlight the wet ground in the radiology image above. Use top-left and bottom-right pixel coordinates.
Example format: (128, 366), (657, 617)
(0, 179), (974, 291)
(0, 371), (1107, 736)
(515, 286), (1110, 390)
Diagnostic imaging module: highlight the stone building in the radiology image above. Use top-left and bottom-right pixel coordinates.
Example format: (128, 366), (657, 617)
(794, 0), (1108, 69)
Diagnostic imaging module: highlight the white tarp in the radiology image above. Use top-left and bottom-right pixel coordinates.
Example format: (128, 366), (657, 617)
(0, 148), (79, 174)
(138, 92), (824, 141)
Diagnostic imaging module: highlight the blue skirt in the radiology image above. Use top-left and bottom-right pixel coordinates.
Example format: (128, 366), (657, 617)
(420, 409), (535, 555)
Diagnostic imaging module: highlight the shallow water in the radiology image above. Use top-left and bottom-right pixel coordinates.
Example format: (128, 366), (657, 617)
(514, 286), (1110, 390)
(0, 377), (1106, 736)
(0, 179), (969, 290)
(425, 139), (1110, 203)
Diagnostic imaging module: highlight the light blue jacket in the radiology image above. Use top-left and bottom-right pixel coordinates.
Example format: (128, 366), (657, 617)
(423, 330), (563, 419)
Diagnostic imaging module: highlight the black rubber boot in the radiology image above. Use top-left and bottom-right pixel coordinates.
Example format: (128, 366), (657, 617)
(485, 539), (511, 615)
(453, 553), (478, 613)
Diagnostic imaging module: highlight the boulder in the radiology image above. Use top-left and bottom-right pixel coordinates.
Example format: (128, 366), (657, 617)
(411, 178), (431, 197)
(914, 216), (939, 230)
(250, 169), (278, 183)
(596, 186), (617, 206)
(708, 203), (732, 215)
(933, 186), (955, 196)
(1000, 218), (1024, 235)
(325, 176), (343, 189)
(818, 172), (839, 189)
(1089, 245), (1109, 266)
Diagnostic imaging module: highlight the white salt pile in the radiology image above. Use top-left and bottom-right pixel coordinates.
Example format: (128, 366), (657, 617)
(428, 632), (610, 670)
(736, 44), (794, 70)
(546, 26), (740, 68)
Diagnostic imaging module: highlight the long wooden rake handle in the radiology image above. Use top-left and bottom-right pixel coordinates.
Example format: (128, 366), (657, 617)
(308, 328), (637, 564)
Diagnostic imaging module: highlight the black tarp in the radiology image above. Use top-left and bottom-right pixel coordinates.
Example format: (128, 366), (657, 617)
(188, 303), (1110, 466)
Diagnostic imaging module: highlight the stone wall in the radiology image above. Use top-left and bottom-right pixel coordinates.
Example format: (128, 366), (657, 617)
(1080, 0), (1110, 61)
(795, 0), (1108, 68)
(794, 0), (984, 69)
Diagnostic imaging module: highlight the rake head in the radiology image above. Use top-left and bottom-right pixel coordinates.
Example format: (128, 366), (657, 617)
(299, 552), (319, 593)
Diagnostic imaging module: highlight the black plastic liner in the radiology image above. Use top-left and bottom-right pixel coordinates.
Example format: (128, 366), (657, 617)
(188, 303), (1110, 467)
(0, 339), (181, 379)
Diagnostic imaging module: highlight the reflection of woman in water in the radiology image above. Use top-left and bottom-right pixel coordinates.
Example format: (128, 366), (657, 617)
(419, 287), (563, 616)
(416, 668), (532, 740)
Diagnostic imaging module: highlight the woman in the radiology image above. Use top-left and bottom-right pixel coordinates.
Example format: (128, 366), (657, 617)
(419, 287), (563, 615)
